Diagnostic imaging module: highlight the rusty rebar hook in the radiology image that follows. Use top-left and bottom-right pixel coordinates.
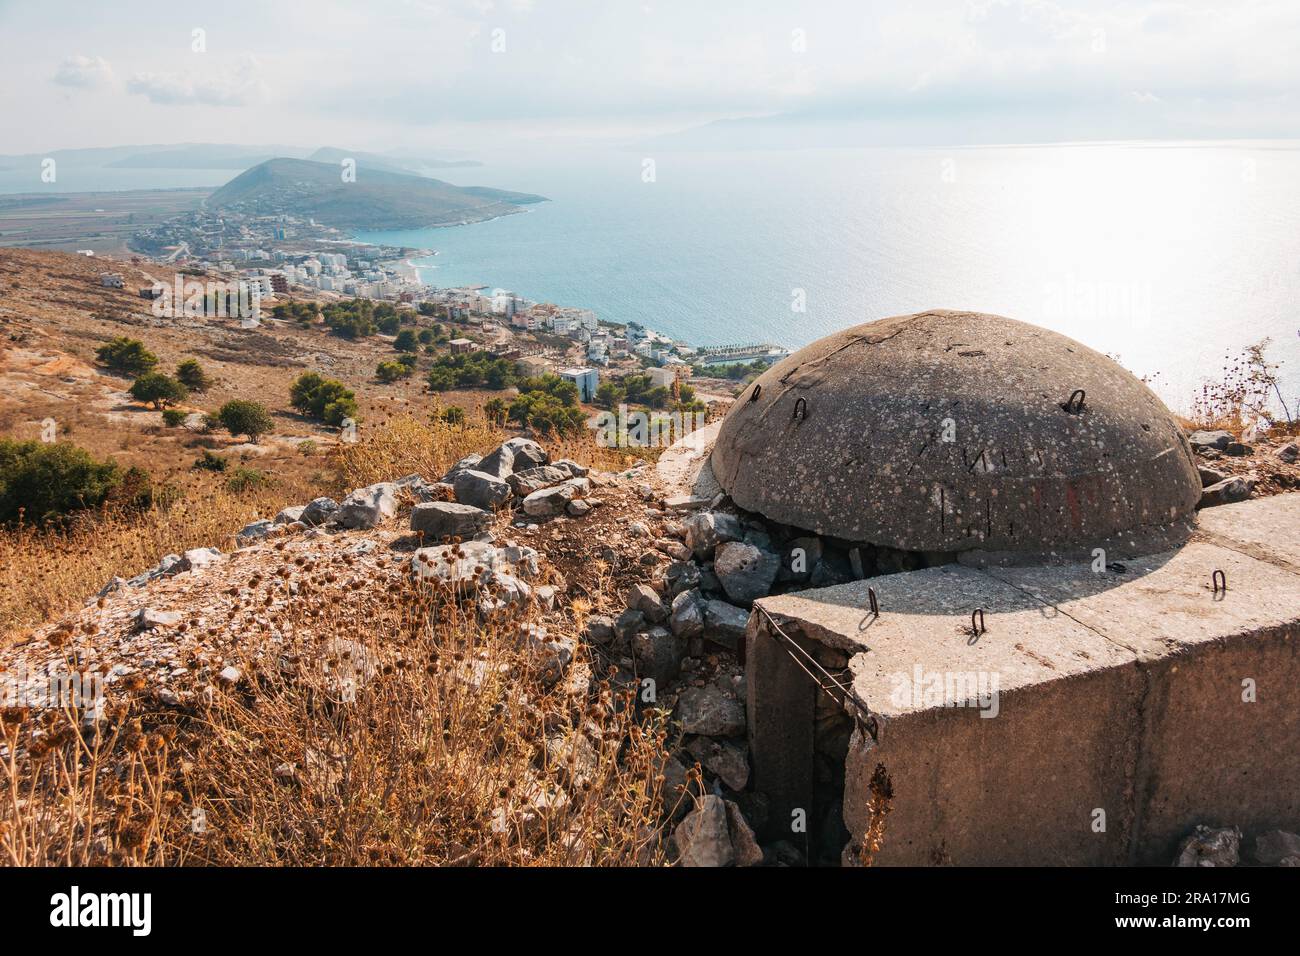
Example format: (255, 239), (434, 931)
(1212, 569), (1227, 596)
(749, 383), (762, 402)
(1061, 389), (1086, 414)
(867, 586), (879, 617)
(793, 396), (808, 421)
(970, 608), (986, 639)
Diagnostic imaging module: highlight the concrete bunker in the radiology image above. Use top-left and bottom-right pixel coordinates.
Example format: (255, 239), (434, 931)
(710, 309), (1202, 557)
(659, 310), (1300, 865)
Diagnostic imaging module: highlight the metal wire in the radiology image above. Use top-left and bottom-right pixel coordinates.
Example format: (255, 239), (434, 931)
(754, 604), (878, 742)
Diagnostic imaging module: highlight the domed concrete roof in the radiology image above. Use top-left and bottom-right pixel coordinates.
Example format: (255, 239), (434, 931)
(709, 310), (1201, 553)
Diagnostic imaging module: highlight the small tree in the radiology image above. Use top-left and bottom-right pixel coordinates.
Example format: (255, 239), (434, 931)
(217, 399), (273, 443)
(162, 408), (188, 427)
(290, 372), (357, 426)
(376, 360), (409, 383)
(394, 328), (420, 352)
(484, 396), (508, 426)
(130, 371), (188, 409)
(175, 358), (213, 392)
(440, 405), (466, 425)
(426, 367), (456, 391)
(96, 337), (158, 375)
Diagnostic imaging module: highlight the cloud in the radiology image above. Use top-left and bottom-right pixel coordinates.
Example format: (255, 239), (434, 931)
(127, 55), (267, 107)
(53, 55), (114, 89)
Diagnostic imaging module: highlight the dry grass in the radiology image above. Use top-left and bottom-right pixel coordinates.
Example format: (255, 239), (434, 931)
(0, 413), (639, 643)
(0, 475), (319, 641)
(331, 413), (503, 490)
(331, 412), (653, 487)
(1187, 338), (1298, 436)
(0, 414), (684, 865)
(0, 554), (675, 866)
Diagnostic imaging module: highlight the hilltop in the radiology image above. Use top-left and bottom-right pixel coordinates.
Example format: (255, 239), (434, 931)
(206, 157), (546, 231)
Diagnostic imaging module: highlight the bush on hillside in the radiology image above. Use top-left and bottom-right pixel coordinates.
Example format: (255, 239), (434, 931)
(272, 301), (318, 325)
(289, 372), (358, 427)
(426, 351), (517, 391)
(376, 359), (413, 383)
(508, 392), (586, 435)
(95, 337), (158, 375)
(192, 449), (229, 472)
(216, 400), (274, 443)
(175, 358), (213, 392)
(0, 439), (122, 525)
(129, 371), (188, 409)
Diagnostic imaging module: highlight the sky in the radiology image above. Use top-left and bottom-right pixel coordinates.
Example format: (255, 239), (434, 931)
(1, 0), (1297, 155)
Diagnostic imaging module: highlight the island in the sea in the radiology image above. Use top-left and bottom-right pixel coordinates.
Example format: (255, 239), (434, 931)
(206, 157), (547, 231)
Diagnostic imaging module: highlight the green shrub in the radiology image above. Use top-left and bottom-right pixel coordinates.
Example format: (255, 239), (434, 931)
(290, 372), (358, 426)
(394, 329), (420, 352)
(95, 337), (158, 375)
(272, 302), (318, 325)
(0, 439), (122, 525)
(162, 408), (188, 427)
(426, 350), (516, 391)
(376, 360), (412, 383)
(440, 405), (466, 425)
(175, 358), (213, 392)
(426, 366), (456, 391)
(508, 392), (586, 435)
(227, 466), (267, 493)
(519, 373), (580, 406)
(129, 371), (188, 409)
(484, 397), (508, 425)
(216, 400), (274, 443)
(321, 298), (395, 339)
(115, 466), (181, 512)
(192, 449), (228, 472)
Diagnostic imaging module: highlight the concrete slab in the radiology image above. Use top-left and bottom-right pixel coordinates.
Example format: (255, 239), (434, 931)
(1194, 491), (1300, 573)
(987, 540), (1300, 660)
(757, 566), (1136, 719)
(746, 494), (1300, 865)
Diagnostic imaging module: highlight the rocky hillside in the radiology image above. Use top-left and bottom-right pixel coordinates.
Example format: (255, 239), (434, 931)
(0, 434), (776, 866)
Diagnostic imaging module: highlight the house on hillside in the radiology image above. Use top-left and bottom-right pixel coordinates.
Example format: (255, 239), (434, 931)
(559, 366), (599, 402)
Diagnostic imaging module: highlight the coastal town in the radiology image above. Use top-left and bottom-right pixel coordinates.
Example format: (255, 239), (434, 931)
(99, 203), (792, 419)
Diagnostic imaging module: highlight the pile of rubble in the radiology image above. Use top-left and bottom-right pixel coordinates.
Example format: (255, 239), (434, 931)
(0, 434), (786, 866)
(1187, 429), (1300, 507)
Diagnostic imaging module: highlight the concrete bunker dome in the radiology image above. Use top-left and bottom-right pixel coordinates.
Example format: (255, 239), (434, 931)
(709, 310), (1201, 554)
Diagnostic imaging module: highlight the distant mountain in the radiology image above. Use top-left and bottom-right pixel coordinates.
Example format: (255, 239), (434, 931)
(106, 144), (312, 169)
(205, 157), (546, 230)
(0, 143), (482, 176)
(308, 147), (482, 172)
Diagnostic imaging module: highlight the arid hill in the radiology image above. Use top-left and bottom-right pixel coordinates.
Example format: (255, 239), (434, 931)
(207, 158), (546, 230)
